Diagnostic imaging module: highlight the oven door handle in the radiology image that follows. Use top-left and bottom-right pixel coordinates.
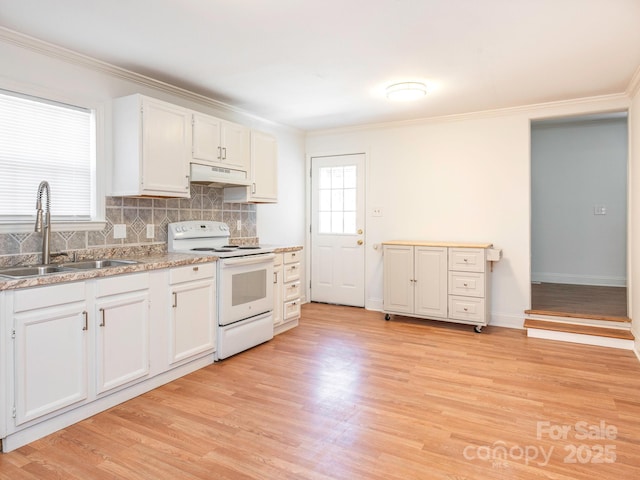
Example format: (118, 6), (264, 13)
(221, 253), (276, 267)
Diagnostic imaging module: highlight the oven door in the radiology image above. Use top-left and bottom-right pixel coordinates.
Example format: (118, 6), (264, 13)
(218, 253), (275, 326)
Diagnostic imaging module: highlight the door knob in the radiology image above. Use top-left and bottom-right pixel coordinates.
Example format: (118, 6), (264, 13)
(357, 240), (364, 245)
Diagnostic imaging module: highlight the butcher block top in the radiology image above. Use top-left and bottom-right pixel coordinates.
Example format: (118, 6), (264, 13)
(382, 240), (494, 249)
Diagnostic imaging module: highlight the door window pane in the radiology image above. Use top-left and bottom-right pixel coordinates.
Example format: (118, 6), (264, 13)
(317, 164), (358, 234)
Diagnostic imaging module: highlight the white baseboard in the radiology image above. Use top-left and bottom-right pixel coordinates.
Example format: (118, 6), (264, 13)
(531, 272), (626, 287)
(366, 298), (383, 311)
(488, 312), (525, 329)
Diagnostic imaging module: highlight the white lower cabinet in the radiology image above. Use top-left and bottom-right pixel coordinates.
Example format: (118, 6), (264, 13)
(383, 242), (495, 330)
(1, 262), (217, 452)
(168, 263), (216, 364)
(94, 273), (150, 395)
(12, 282), (89, 426)
(273, 249), (302, 335)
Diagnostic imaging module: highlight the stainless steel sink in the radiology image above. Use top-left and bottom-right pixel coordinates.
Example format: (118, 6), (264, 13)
(61, 259), (140, 270)
(0, 265), (73, 278)
(0, 259), (140, 278)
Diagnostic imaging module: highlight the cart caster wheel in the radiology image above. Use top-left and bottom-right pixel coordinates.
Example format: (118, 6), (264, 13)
(474, 325), (483, 333)
(385, 314), (391, 321)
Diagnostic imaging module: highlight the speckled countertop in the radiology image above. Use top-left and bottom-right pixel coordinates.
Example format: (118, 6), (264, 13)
(0, 245), (304, 291)
(0, 252), (219, 291)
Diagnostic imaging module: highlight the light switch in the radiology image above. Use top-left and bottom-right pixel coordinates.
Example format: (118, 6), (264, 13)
(146, 224), (155, 239)
(594, 205), (607, 215)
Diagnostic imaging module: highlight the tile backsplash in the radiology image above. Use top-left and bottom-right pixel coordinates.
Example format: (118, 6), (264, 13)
(0, 184), (257, 264)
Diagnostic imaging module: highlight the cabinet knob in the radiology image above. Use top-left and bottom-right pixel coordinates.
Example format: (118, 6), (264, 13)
(357, 240), (364, 246)
(193, 266), (199, 272)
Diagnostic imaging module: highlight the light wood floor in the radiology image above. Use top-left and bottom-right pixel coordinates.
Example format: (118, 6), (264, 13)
(531, 282), (628, 318)
(2, 303), (640, 479)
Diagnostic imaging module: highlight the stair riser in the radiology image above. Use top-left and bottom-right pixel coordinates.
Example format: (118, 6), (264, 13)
(527, 328), (635, 350)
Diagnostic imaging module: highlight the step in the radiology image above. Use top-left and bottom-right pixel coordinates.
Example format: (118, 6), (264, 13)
(524, 318), (635, 350)
(524, 309), (631, 324)
(524, 319), (634, 340)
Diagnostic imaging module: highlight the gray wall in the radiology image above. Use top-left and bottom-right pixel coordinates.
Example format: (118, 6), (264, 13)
(531, 116), (628, 286)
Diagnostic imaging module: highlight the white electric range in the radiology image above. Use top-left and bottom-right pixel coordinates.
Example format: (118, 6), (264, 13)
(168, 221), (275, 360)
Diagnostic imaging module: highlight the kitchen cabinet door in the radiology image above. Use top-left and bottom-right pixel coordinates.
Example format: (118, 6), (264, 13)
(112, 94), (191, 197)
(223, 130), (278, 203)
(13, 303), (89, 426)
(414, 247), (448, 318)
(95, 290), (150, 395)
(383, 245), (414, 315)
(169, 273), (215, 364)
(220, 120), (250, 171)
(192, 112), (222, 163)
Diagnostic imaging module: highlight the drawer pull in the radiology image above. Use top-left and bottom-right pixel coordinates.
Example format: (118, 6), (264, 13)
(193, 266), (199, 272)
(463, 307), (468, 312)
(463, 258), (468, 263)
(172, 292), (178, 308)
(99, 307), (106, 327)
(82, 311), (88, 331)
(463, 283), (468, 287)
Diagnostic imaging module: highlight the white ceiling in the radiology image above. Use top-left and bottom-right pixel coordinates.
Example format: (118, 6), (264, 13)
(1, 0), (640, 131)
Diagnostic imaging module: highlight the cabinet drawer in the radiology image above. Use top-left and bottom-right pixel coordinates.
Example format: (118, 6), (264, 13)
(96, 272), (149, 297)
(284, 250), (302, 264)
(284, 281), (301, 301)
(448, 248), (485, 272)
(169, 263), (215, 284)
(448, 272), (485, 297)
(284, 299), (301, 320)
(448, 296), (485, 323)
(284, 263), (301, 283)
(14, 282), (85, 312)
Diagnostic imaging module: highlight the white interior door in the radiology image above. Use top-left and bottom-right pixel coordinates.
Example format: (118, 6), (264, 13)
(311, 154), (365, 307)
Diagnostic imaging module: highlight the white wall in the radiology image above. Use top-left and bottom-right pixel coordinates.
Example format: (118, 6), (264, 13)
(0, 30), (306, 249)
(306, 98), (631, 328)
(531, 118), (628, 286)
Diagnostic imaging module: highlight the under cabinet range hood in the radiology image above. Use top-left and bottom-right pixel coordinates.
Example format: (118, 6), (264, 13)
(189, 162), (251, 187)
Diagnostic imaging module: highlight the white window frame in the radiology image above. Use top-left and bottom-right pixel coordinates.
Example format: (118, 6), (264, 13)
(0, 83), (106, 233)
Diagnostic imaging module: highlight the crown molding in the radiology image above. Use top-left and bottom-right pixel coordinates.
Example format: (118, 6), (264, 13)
(626, 64), (640, 98)
(306, 93), (631, 137)
(0, 26), (301, 133)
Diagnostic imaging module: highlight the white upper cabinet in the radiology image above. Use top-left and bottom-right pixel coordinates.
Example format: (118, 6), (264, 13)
(111, 94), (191, 197)
(223, 130), (278, 203)
(191, 112), (250, 172)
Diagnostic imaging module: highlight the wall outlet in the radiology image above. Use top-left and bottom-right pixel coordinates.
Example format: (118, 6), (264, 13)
(113, 224), (126, 239)
(146, 224), (155, 239)
(372, 207), (383, 217)
(236, 219), (242, 231)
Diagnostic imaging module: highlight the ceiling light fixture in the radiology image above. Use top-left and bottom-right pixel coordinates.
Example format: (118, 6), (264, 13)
(385, 82), (428, 101)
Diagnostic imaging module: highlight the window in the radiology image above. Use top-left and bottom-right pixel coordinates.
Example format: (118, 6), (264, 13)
(318, 165), (357, 234)
(0, 89), (97, 228)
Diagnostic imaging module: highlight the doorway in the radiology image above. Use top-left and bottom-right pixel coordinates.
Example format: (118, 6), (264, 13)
(530, 113), (628, 317)
(310, 153), (366, 307)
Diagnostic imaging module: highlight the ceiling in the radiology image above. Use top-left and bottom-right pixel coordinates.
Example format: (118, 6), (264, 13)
(1, 0), (640, 131)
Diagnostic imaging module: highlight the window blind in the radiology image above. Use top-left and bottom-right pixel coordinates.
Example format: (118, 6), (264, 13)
(0, 90), (94, 222)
